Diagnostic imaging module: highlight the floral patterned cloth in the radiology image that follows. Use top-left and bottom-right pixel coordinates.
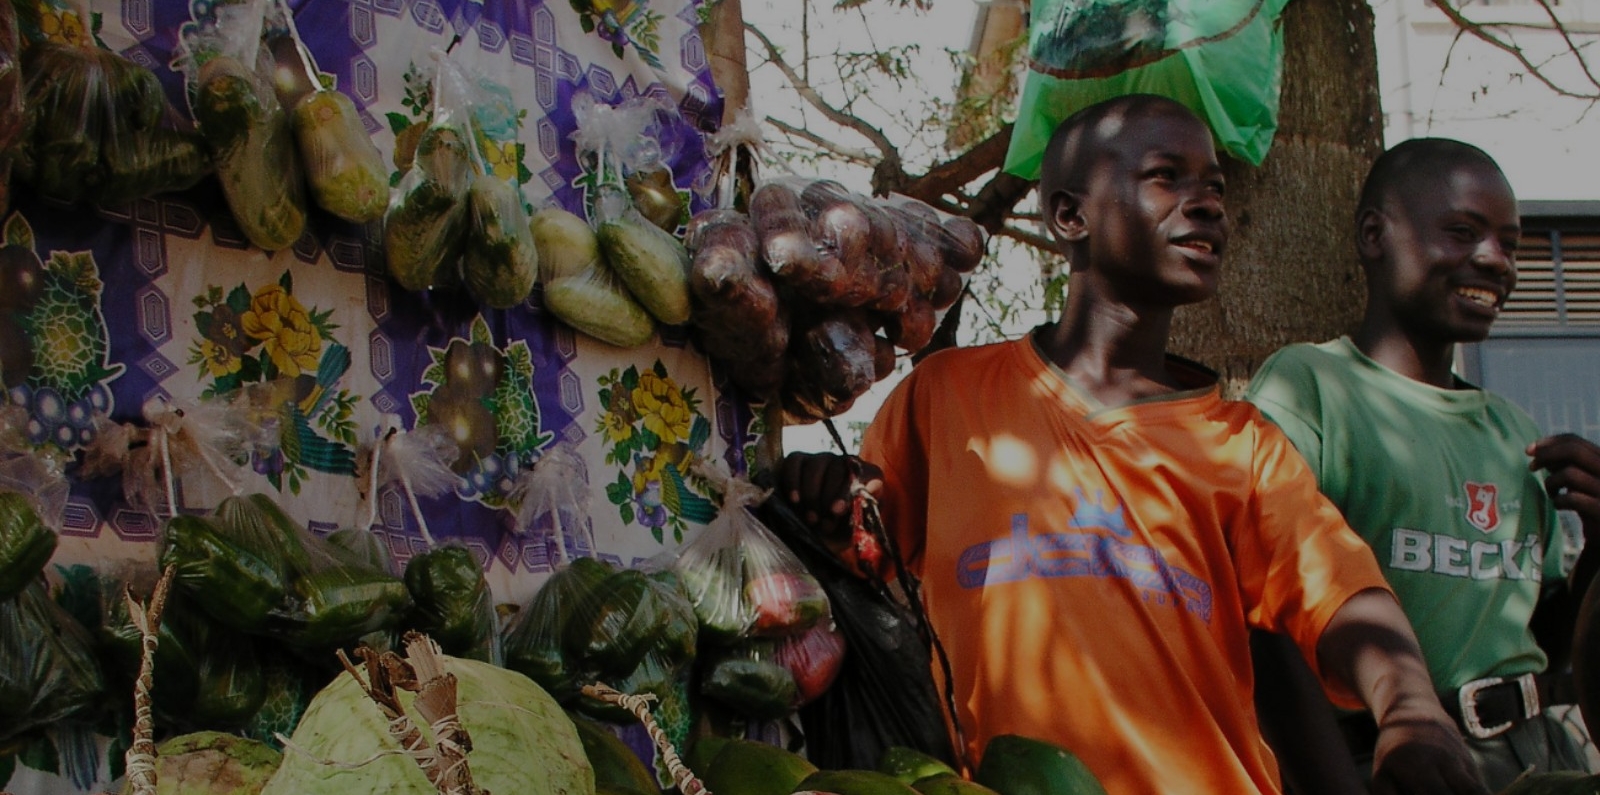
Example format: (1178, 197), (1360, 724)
(2, 0), (753, 790)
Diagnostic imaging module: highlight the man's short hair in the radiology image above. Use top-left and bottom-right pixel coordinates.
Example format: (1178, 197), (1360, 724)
(1038, 94), (1203, 201)
(1357, 138), (1506, 216)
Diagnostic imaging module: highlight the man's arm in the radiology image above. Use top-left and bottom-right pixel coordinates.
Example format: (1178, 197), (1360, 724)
(1317, 589), (1487, 795)
(1251, 630), (1365, 795)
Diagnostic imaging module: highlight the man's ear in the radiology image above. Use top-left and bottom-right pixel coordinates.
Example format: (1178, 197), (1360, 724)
(1356, 207), (1385, 261)
(1046, 188), (1087, 243)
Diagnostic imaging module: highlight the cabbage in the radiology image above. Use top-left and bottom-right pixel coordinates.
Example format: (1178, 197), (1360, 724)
(261, 655), (593, 795)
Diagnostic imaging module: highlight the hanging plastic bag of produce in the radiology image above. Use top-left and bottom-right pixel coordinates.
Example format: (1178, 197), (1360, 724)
(247, 493), (411, 652)
(384, 51), (474, 292)
(0, 422), (70, 599)
(0, 489), (58, 600)
(249, 0), (389, 225)
(12, 18), (210, 206)
(573, 95), (693, 326)
(684, 119), (789, 397)
(673, 459), (831, 645)
(532, 201), (657, 348)
(0, 580), (106, 744)
(185, 0), (308, 250)
(101, 586), (267, 732)
(757, 493), (959, 771)
(160, 498), (295, 634)
(1004, 0), (1292, 179)
(456, 79), (539, 309)
(502, 555), (617, 701)
(404, 544), (500, 664)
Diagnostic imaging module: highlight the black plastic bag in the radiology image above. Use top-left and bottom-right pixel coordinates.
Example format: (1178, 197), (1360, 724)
(757, 495), (956, 771)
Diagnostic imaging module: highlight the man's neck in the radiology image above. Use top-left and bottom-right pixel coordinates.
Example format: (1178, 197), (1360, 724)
(1352, 319), (1459, 389)
(1037, 287), (1185, 406)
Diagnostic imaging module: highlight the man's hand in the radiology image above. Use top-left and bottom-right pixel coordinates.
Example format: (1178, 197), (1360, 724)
(1530, 433), (1600, 595)
(1318, 590), (1488, 795)
(1370, 703), (1487, 795)
(777, 452), (883, 552)
(1529, 433), (1600, 529)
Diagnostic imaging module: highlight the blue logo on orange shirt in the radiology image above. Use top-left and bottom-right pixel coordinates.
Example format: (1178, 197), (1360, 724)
(955, 493), (1214, 621)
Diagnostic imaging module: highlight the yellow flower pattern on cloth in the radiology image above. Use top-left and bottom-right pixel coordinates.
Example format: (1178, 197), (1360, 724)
(38, 8), (87, 46)
(241, 284), (322, 378)
(198, 338), (242, 378)
(633, 370), (691, 446)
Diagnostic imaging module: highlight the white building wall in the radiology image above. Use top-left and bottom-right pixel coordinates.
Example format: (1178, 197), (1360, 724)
(1371, 0), (1600, 201)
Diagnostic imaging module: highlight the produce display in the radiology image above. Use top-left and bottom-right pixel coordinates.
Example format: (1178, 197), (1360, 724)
(0, 0), (1019, 792)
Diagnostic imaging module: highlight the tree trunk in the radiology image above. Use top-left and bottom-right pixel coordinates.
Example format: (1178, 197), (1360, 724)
(1169, 0), (1383, 396)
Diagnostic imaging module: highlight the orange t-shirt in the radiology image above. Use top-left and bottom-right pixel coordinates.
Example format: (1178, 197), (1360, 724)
(860, 337), (1390, 795)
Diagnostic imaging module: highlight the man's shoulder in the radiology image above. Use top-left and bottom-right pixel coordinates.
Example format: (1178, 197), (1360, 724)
(1248, 339), (1356, 400)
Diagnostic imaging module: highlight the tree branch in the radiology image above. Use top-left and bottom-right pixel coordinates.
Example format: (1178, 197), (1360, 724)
(901, 124), (1014, 202)
(1431, 1), (1600, 100)
(745, 21), (901, 157)
(766, 116), (878, 166)
(993, 224), (1055, 254)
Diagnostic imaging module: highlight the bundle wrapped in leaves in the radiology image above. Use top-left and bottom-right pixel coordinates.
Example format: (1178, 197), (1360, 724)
(101, 589), (266, 731)
(502, 555), (615, 702)
(0, 489), (56, 600)
(0, 580), (106, 744)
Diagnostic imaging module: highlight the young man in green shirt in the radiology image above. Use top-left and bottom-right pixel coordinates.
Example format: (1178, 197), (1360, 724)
(1248, 138), (1600, 792)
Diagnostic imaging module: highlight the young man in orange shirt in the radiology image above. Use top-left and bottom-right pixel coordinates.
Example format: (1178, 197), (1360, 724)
(779, 95), (1485, 794)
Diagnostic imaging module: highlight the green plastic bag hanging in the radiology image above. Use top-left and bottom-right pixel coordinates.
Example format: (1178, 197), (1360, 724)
(1003, 0), (1291, 179)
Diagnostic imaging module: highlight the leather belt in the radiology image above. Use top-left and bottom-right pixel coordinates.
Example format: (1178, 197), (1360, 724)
(1337, 671), (1575, 749)
(1440, 671), (1575, 740)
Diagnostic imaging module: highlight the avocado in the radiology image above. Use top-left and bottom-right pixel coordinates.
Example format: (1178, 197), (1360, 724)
(705, 738), (818, 795)
(913, 774), (1002, 795)
(974, 735), (1106, 795)
(795, 769), (920, 795)
(878, 745), (957, 785)
(569, 712), (659, 793)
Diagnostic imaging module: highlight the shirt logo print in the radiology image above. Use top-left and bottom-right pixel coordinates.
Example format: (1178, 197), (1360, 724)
(1464, 482), (1500, 534)
(954, 494), (1214, 622)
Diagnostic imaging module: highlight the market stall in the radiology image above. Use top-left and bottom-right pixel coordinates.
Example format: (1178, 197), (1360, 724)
(0, 0), (998, 790)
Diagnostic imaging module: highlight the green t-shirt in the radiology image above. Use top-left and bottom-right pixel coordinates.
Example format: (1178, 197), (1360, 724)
(1246, 337), (1563, 691)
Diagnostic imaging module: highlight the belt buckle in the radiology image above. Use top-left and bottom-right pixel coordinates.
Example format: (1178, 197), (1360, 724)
(1458, 673), (1540, 740)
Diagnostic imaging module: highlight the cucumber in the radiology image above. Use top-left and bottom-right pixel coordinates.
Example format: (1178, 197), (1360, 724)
(0, 491), (55, 600)
(597, 212), (692, 325)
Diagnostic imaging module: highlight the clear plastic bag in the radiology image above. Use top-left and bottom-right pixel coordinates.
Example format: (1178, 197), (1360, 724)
(185, 0), (307, 249)
(532, 203), (656, 348)
(462, 159), (539, 309)
(101, 587), (266, 731)
(501, 555), (617, 701)
(0, 580), (106, 744)
(673, 462), (831, 644)
(699, 639), (798, 721)
(384, 52), (474, 291)
(404, 543), (500, 664)
(15, 35), (210, 206)
(574, 97), (692, 326)
(684, 207), (789, 396)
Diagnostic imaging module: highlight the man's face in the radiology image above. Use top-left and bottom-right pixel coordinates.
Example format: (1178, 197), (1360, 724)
(1366, 163), (1520, 345)
(1062, 110), (1230, 307)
